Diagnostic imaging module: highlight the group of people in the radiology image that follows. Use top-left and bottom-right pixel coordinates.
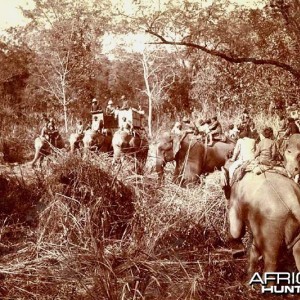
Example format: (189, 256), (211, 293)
(90, 96), (137, 135)
(228, 126), (277, 181)
(91, 95), (130, 116)
(171, 106), (300, 183)
(171, 109), (256, 146)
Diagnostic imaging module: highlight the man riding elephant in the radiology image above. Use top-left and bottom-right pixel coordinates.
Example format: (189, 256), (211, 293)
(31, 118), (64, 167)
(156, 131), (235, 186)
(206, 115), (222, 146)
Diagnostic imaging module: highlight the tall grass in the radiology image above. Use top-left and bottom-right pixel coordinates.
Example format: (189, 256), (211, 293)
(0, 109), (291, 299)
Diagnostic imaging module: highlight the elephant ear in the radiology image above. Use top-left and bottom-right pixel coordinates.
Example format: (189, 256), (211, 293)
(172, 134), (184, 157)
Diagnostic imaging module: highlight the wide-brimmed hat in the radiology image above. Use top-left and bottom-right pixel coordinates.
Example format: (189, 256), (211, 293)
(92, 98), (97, 103)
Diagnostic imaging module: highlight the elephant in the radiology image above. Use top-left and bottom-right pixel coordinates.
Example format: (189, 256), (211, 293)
(31, 133), (64, 167)
(82, 129), (113, 155)
(284, 133), (300, 178)
(69, 132), (84, 153)
(156, 132), (235, 185)
(221, 171), (300, 276)
(111, 130), (149, 173)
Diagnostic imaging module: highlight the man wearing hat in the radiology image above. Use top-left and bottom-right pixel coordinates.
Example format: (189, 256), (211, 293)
(254, 127), (277, 166)
(106, 99), (115, 115)
(91, 98), (99, 112)
(120, 95), (129, 110)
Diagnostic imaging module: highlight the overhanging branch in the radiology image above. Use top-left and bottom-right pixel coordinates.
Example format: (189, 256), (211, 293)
(146, 29), (300, 79)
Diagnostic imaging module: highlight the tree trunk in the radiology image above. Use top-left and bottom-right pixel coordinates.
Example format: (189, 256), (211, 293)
(63, 103), (68, 133)
(148, 95), (152, 138)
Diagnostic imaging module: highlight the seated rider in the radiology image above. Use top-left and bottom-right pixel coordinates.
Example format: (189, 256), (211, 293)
(254, 127), (277, 166)
(120, 117), (133, 134)
(277, 114), (287, 138)
(228, 128), (256, 180)
(207, 115), (222, 146)
(106, 100), (115, 116)
(120, 95), (129, 110)
(91, 98), (99, 112)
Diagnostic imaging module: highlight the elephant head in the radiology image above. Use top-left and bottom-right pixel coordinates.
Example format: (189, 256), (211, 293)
(83, 130), (112, 154)
(112, 130), (148, 173)
(284, 134), (300, 178)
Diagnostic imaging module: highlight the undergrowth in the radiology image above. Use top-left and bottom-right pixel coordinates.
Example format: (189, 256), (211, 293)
(0, 111), (292, 299)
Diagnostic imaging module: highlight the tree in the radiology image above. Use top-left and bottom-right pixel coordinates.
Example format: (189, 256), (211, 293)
(141, 49), (179, 136)
(0, 39), (32, 130)
(20, 0), (112, 132)
(111, 0), (300, 114)
(138, 0), (300, 79)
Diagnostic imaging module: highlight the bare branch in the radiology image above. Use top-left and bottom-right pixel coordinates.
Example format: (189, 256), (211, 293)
(145, 29), (300, 78)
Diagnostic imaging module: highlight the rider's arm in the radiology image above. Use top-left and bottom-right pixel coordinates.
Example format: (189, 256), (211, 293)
(254, 142), (261, 158)
(271, 142), (277, 160)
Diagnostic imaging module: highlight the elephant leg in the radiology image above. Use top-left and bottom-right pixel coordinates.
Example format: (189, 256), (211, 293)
(31, 150), (41, 167)
(292, 240), (300, 271)
(248, 243), (261, 276)
(172, 164), (180, 183)
(228, 205), (245, 239)
(263, 242), (279, 274)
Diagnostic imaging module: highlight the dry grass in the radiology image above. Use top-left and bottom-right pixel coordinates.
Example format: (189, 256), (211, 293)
(0, 110), (292, 299)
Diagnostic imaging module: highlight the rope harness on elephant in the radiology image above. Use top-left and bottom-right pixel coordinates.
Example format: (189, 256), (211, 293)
(178, 136), (202, 184)
(41, 138), (64, 157)
(263, 172), (291, 214)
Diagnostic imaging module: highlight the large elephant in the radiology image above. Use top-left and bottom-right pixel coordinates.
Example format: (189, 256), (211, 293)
(31, 133), (64, 167)
(284, 133), (300, 178)
(221, 171), (300, 275)
(156, 132), (235, 185)
(112, 130), (148, 173)
(82, 129), (113, 155)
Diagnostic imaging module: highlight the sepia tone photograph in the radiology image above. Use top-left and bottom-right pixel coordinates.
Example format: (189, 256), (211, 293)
(0, 0), (300, 299)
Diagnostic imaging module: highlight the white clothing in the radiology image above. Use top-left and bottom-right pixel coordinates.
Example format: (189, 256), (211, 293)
(229, 137), (256, 179)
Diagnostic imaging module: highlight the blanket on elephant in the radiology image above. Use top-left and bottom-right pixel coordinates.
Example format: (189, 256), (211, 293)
(231, 160), (289, 186)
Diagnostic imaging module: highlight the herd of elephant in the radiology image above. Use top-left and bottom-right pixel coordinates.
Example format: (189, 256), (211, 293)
(31, 128), (149, 172)
(31, 128), (300, 278)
